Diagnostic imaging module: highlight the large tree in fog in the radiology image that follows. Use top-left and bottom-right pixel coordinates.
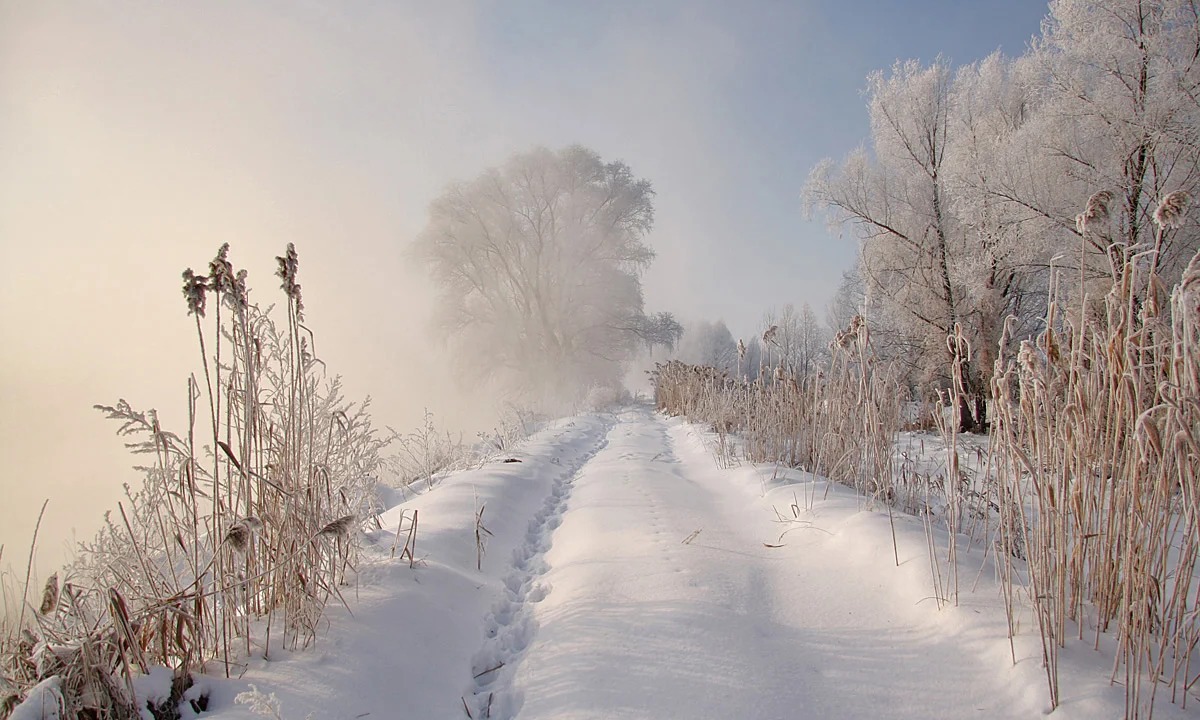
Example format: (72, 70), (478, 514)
(414, 145), (675, 403)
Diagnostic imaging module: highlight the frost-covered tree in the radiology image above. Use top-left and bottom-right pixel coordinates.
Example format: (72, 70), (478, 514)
(825, 264), (866, 333)
(807, 59), (990, 429)
(1024, 0), (1200, 283)
(807, 0), (1200, 431)
(413, 145), (665, 404)
(761, 303), (827, 379)
(637, 311), (684, 353)
(945, 52), (1051, 378)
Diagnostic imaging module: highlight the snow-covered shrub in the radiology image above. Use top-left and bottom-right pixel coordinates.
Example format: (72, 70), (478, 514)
(384, 405), (541, 497)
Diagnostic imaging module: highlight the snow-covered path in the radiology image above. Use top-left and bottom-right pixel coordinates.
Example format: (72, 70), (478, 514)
(490, 406), (1035, 719)
(200, 405), (1194, 720)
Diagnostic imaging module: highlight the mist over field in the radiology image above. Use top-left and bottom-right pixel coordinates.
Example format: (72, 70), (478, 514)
(16, 2), (1200, 718)
(0, 2), (1048, 575)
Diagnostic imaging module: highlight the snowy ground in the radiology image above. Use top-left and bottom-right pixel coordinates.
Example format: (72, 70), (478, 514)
(183, 405), (1193, 720)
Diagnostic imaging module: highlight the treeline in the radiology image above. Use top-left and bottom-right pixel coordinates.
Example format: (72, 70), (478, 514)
(805, 0), (1200, 431)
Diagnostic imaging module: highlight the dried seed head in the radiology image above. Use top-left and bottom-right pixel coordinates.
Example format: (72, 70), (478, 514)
(737, 338), (746, 360)
(39, 573), (59, 616)
(275, 243), (304, 317)
(1017, 340), (1038, 374)
(182, 268), (208, 317)
(1076, 190), (1115, 235)
(320, 514), (356, 538)
(225, 524), (250, 553)
(1154, 191), (1191, 229)
(209, 243), (235, 293)
(225, 269), (249, 310)
(225, 516), (263, 553)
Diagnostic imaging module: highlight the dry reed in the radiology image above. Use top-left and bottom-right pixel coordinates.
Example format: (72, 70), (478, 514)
(655, 207), (1200, 716)
(1, 244), (388, 719)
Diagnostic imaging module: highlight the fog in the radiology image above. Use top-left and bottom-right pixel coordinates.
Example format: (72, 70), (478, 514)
(0, 2), (1048, 574)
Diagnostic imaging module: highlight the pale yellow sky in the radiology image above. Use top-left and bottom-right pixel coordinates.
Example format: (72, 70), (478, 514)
(0, 4), (514, 574)
(0, 1), (771, 577)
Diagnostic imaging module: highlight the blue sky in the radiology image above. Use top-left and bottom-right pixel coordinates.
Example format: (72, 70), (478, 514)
(467, 0), (1050, 332)
(0, 0), (1051, 565)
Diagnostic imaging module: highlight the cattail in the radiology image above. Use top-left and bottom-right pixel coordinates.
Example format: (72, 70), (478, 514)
(320, 514), (356, 538)
(1182, 251), (1200, 292)
(1076, 190), (1115, 235)
(1153, 191), (1190, 229)
(39, 573), (59, 616)
(182, 268), (208, 317)
(1136, 411), (1163, 459)
(737, 338), (746, 360)
(1042, 327), (1060, 366)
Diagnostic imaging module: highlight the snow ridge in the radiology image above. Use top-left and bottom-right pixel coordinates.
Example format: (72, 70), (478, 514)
(465, 420), (614, 719)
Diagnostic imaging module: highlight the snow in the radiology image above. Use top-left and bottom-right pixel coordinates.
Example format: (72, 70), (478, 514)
(9, 676), (64, 720)
(185, 404), (1195, 720)
(133, 666), (174, 719)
